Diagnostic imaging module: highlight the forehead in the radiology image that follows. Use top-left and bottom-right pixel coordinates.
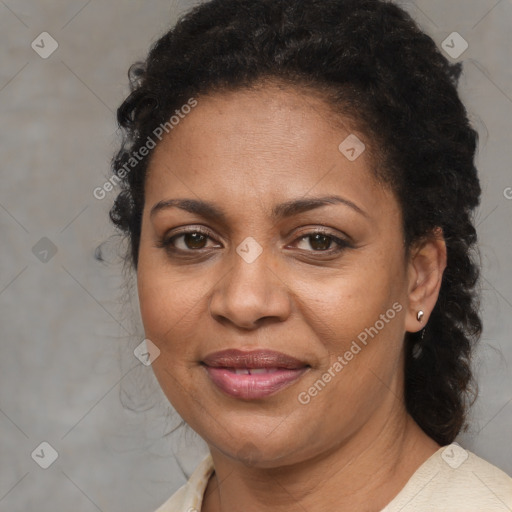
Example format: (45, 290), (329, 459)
(144, 84), (395, 222)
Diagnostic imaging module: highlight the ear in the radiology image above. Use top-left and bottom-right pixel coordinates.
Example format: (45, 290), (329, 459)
(405, 228), (447, 333)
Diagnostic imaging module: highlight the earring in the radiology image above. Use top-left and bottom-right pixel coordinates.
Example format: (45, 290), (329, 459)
(413, 310), (426, 360)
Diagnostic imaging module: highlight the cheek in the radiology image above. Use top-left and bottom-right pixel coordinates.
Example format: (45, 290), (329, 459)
(136, 259), (221, 410)
(137, 250), (206, 339)
(292, 248), (407, 412)
(293, 252), (405, 342)
(137, 261), (205, 400)
(137, 270), (173, 339)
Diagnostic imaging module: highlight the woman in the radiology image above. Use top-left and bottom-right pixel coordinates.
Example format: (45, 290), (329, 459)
(109, 0), (512, 510)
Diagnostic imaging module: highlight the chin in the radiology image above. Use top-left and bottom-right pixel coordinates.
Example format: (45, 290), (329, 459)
(206, 429), (310, 469)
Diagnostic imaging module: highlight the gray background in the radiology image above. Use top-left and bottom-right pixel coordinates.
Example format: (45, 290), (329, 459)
(0, 1), (511, 511)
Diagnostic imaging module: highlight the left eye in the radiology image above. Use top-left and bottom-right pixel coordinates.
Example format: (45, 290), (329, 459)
(293, 232), (348, 252)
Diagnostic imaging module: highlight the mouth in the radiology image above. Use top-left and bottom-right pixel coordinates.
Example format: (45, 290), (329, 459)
(202, 349), (310, 400)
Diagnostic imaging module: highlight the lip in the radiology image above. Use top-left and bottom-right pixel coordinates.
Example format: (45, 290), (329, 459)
(203, 349), (307, 369)
(202, 349), (310, 400)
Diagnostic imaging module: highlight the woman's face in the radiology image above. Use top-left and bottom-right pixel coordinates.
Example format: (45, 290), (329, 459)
(137, 84), (421, 467)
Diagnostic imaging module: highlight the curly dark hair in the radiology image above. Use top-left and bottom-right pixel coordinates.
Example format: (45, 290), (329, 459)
(109, 0), (482, 446)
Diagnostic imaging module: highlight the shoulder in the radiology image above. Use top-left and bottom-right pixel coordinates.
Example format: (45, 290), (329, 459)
(153, 452), (214, 512)
(383, 443), (512, 512)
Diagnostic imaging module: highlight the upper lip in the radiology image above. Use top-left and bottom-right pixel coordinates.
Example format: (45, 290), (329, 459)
(202, 349), (309, 369)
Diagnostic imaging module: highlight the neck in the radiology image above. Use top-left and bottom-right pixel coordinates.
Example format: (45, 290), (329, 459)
(202, 403), (439, 512)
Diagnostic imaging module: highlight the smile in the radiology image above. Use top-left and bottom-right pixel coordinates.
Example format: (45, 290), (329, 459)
(202, 349), (310, 399)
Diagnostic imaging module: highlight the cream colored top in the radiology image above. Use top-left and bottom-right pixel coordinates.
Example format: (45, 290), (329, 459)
(154, 443), (512, 511)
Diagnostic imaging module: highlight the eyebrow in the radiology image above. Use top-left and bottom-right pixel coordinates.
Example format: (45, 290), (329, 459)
(149, 195), (368, 222)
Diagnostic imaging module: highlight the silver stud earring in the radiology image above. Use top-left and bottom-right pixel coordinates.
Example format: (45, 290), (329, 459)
(413, 311), (426, 359)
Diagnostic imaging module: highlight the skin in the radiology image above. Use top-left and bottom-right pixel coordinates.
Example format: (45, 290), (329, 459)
(136, 82), (447, 512)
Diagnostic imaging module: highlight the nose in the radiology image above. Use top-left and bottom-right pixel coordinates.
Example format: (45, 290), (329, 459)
(208, 248), (292, 330)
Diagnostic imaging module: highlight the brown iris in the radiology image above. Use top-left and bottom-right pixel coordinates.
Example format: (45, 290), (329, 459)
(184, 232), (208, 249)
(308, 233), (332, 251)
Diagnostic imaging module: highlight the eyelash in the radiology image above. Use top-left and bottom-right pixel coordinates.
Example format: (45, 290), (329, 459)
(156, 226), (352, 256)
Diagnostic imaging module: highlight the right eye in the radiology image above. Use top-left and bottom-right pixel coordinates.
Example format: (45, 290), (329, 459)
(156, 227), (223, 253)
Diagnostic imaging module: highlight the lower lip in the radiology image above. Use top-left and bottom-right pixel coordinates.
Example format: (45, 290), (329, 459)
(204, 366), (308, 400)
